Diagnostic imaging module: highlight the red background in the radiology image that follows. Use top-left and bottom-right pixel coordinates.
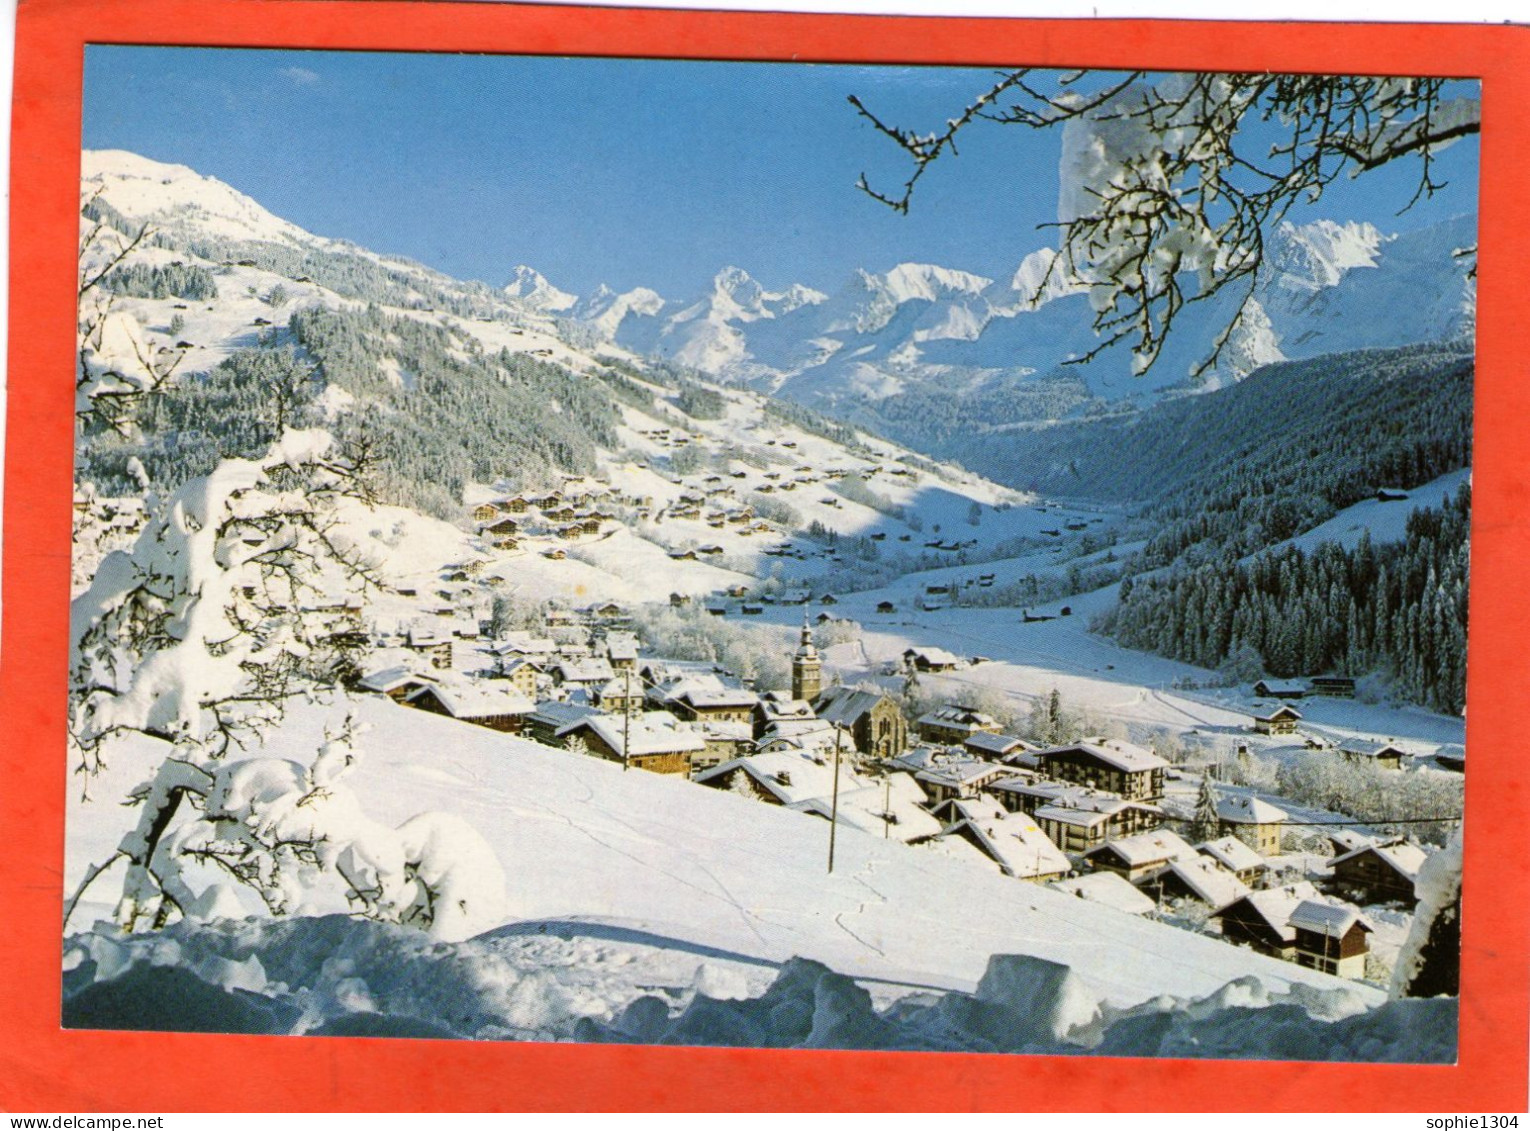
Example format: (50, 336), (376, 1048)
(5, 0), (1527, 1112)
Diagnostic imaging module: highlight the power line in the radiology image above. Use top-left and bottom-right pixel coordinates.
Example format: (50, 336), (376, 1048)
(1277, 815), (1462, 827)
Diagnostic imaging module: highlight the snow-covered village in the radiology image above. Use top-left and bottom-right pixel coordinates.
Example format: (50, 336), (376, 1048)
(62, 54), (1473, 1060)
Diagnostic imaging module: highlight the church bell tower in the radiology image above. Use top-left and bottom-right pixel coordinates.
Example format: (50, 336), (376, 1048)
(791, 613), (822, 703)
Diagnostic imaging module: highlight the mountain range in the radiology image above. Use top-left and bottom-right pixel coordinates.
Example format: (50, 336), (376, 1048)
(79, 145), (1475, 513)
(512, 211), (1474, 471)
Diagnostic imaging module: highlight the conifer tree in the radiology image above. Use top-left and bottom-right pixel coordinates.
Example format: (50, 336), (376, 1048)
(1192, 776), (1222, 844)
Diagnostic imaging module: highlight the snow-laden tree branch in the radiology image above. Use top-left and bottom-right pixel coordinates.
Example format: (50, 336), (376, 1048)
(68, 437), (505, 940)
(853, 71), (1479, 376)
(68, 429), (381, 780)
(76, 190), (184, 434)
(93, 715), (505, 941)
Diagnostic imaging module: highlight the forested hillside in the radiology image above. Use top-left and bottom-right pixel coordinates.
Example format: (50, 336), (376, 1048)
(847, 371), (1107, 457)
(78, 305), (628, 518)
(972, 342), (1475, 712)
(1100, 487), (1470, 713)
(289, 306), (624, 515)
(997, 343), (1472, 569)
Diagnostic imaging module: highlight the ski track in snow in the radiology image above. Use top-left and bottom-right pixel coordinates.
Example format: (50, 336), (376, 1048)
(516, 762), (775, 951)
(832, 858), (890, 959)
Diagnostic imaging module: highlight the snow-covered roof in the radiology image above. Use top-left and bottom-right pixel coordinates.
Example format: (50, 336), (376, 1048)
(918, 704), (999, 729)
(1051, 872), (1157, 916)
(555, 658), (617, 683)
(571, 712), (706, 758)
(697, 748), (866, 806)
(1216, 883), (1321, 944)
(1041, 739), (1168, 774)
(1199, 836), (1266, 875)
(1000, 748), (1043, 770)
(1331, 840), (1429, 881)
(675, 687), (760, 711)
(603, 632), (641, 662)
(490, 633), (556, 656)
(949, 812), (1072, 880)
(1087, 830), (1197, 868)
(1339, 738), (1408, 760)
(904, 646), (962, 666)
(650, 671), (726, 700)
(1031, 804), (1112, 830)
(1434, 743), (1466, 765)
(1216, 794), (1289, 825)
(1327, 829), (1375, 855)
(757, 715), (837, 741)
(1254, 705), (1303, 722)
(964, 732), (1029, 758)
(915, 760), (1006, 790)
(814, 687), (888, 727)
(1254, 680), (1307, 695)
(497, 656), (548, 674)
(986, 774), (1050, 797)
(698, 720), (754, 743)
(789, 782), (944, 844)
(1161, 856), (1251, 909)
(358, 665), (433, 694)
(884, 746), (944, 774)
(527, 700), (603, 733)
(407, 624), (452, 647)
(989, 778), (1149, 818)
(757, 696), (817, 722)
(929, 796), (1009, 828)
(1289, 900), (1371, 937)
(408, 680), (535, 719)
(754, 722), (852, 756)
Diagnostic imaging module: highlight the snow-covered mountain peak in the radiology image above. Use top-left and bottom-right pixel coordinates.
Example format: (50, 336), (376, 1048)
(880, 262), (994, 303)
(502, 265), (577, 313)
(573, 283), (667, 339)
(1009, 247), (1085, 311)
(779, 282), (830, 312)
(824, 262), (996, 337)
(82, 148), (313, 248)
(694, 267), (828, 324)
(1269, 219), (1386, 293)
(709, 265), (772, 321)
(85, 148), (201, 183)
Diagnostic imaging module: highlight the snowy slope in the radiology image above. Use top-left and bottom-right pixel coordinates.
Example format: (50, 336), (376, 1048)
(66, 693), (1382, 1017)
(78, 149), (1067, 609)
(84, 149), (316, 247)
(1274, 468), (1472, 555)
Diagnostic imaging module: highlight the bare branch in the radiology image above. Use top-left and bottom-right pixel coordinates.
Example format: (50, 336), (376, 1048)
(79, 221), (154, 299)
(852, 70), (1478, 377)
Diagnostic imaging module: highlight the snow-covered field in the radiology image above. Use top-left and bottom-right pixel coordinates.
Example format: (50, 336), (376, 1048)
(63, 696), (1372, 1005)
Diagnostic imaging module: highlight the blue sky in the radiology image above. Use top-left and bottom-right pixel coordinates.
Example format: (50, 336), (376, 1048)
(82, 48), (1479, 301)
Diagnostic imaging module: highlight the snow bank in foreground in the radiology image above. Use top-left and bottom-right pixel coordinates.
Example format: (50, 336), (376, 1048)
(62, 915), (1455, 1062)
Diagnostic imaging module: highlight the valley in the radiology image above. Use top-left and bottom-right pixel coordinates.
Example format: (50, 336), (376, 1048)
(64, 147), (1468, 1056)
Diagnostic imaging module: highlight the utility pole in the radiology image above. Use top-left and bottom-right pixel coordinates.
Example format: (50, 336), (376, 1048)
(828, 726), (844, 874)
(622, 667), (632, 772)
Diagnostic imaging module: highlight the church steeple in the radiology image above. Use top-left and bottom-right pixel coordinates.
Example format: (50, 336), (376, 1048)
(792, 611), (822, 703)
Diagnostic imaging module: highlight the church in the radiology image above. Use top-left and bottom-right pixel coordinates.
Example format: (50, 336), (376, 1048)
(752, 616), (908, 760)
